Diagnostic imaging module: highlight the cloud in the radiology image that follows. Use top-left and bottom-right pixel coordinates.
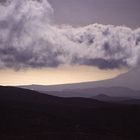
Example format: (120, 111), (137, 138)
(0, 0), (140, 70)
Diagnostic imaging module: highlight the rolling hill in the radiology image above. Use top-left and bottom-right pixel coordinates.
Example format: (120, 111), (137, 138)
(0, 86), (140, 140)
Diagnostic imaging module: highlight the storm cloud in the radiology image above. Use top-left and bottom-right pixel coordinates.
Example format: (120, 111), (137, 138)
(0, 0), (140, 69)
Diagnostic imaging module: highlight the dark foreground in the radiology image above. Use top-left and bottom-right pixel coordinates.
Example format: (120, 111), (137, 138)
(0, 86), (140, 140)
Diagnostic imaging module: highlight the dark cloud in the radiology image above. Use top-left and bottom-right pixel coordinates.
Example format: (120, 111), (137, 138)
(0, 0), (140, 70)
(79, 58), (126, 69)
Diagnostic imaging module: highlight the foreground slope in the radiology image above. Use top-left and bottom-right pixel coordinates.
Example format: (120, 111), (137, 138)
(0, 86), (140, 140)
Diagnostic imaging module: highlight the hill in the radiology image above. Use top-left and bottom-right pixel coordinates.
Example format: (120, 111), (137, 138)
(0, 86), (140, 140)
(92, 94), (133, 102)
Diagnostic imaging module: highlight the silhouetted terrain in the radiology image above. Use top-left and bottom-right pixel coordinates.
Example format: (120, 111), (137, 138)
(0, 86), (140, 140)
(20, 85), (140, 98)
(92, 94), (140, 104)
(37, 87), (140, 98)
(92, 94), (133, 102)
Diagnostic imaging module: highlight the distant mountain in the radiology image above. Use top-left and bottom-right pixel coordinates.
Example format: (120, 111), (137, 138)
(1, 86), (140, 140)
(37, 86), (140, 99)
(20, 67), (140, 92)
(65, 87), (140, 98)
(92, 94), (134, 102)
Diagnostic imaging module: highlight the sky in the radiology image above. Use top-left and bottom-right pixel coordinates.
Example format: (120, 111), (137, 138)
(0, 0), (139, 85)
(49, 0), (140, 28)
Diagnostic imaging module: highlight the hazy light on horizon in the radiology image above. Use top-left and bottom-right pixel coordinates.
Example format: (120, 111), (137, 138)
(0, 65), (127, 86)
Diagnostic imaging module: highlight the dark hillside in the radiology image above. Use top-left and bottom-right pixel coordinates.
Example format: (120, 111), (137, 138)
(0, 86), (140, 140)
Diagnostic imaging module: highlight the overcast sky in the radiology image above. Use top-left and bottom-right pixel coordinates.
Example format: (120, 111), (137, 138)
(49, 0), (140, 28)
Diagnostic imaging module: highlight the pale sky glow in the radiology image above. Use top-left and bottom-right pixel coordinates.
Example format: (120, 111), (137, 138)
(0, 65), (127, 86)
